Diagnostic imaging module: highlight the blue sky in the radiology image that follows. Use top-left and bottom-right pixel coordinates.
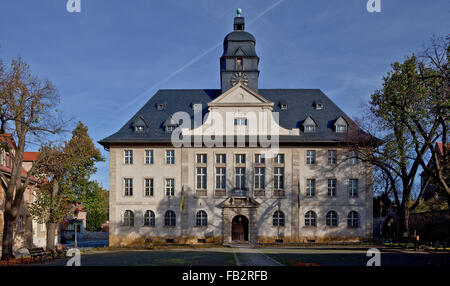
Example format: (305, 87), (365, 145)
(0, 0), (448, 189)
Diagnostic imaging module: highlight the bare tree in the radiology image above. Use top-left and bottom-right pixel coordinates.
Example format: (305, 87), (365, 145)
(0, 57), (64, 260)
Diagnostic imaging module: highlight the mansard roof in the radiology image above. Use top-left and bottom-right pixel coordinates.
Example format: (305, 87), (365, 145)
(99, 88), (363, 148)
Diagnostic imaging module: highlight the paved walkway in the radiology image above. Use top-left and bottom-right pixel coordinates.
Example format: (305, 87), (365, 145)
(232, 246), (284, 266)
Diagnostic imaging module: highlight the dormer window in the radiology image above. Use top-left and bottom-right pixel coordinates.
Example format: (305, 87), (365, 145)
(334, 116), (349, 133)
(164, 115), (179, 133)
(304, 125), (316, 133)
(336, 125), (347, 132)
(133, 116), (148, 133)
(156, 103), (165, 111)
(314, 102), (324, 110)
(279, 102), (288, 110)
(166, 125), (175, 132)
(302, 116), (318, 133)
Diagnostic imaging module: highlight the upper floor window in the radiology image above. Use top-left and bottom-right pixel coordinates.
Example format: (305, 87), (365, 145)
(216, 167), (226, 190)
(280, 103), (288, 110)
(328, 150), (337, 164)
(166, 150), (175, 164)
(234, 117), (247, 126)
(145, 150), (154, 165)
(166, 125), (176, 133)
(326, 210), (338, 227)
(274, 167), (284, 190)
(144, 210), (155, 227)
(216, 154), (226, 164)
(196, 154), (207, 164)
(195, 210), (208, 226)
(328, 179), (337, 197)
(235, 154), (246, 164)
(124, 178), (133, 196)
(306, 179), (316, 197)
(17, 216), (24, 232)
(334, 116), (348, 133)
(254, 154), (265, 164)
(124, 150), (133, 164)
(305, 211), (317, 227)
(306, 150), (316, 164)
(254, 167), (265, 189)
(273, 211), (285, 227)
(196, 167), (207, 190)
(144, 178), (154, 197)
(349, 179), (358, 198)
(348, 151), (358, 165)
(274, 154), (285, 164)
(164, 210), (176, 226)
(135, 125), (145, 133)
(235, 167), (246, 189)
(165, 178), (175, 196)
(347, 211), (360, 228)
(122, 210), (134, 226)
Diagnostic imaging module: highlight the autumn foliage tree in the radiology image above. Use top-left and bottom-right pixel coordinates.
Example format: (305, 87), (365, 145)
(0, 57), (64, 259)
(29, 121), (103, 251)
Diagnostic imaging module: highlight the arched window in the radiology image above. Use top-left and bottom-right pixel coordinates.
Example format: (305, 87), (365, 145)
(122, 210), (134, 226)
(305, 211), (317, 227)
(164, 210), (176, 226)
(347, 211), (359, 228)
(196, 210), (208, 226)
(144, 210), (155, 227)
(273, 211), (285, 226)
(326, 210), (338, 227)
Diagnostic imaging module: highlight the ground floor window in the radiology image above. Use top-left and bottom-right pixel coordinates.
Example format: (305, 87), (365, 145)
(326, 210), (338, 227)
(273, 211), (285, 226)
(195, 210), (208, 226)
(144, 210), (155, 227)
(122, 210), (134, 226)
(305, 211), (317, 227)
(165, 210), (176, 226)
(347, 211), (359, 228)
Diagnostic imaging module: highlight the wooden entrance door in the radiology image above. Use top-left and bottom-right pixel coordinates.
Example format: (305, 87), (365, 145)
(232, 215), (249, 241)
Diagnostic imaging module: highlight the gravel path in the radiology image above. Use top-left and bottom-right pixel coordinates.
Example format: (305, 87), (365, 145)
(232, 246), (283, 266)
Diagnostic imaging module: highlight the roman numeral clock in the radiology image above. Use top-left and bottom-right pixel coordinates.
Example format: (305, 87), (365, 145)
(231, 72), (249, 86)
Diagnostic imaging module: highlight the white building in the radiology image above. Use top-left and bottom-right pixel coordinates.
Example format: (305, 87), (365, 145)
(99, 13), (373, 246)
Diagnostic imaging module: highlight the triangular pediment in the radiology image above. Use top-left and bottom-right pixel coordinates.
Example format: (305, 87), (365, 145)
(234, 47), (246, 56)
(208, 83), (274, 108)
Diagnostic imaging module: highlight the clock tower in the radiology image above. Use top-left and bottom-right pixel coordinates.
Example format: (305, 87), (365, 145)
(220, 9), (260, 94)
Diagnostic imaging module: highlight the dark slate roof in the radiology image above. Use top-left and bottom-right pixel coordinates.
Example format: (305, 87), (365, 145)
(224, 31), (256, 43)
(99, 89), (360, 147)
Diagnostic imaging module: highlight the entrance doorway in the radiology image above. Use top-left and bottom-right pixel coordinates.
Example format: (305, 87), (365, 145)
(232, 215), (249, 242)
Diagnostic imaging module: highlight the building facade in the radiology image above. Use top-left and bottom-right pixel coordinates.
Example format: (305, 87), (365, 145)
(100, 14), (373, 246)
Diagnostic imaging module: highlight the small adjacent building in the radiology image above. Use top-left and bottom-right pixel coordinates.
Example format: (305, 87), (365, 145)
(100, 13), (373, 246)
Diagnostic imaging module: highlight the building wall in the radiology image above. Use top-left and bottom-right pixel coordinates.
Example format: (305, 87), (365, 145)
(109, 145), (373, 246)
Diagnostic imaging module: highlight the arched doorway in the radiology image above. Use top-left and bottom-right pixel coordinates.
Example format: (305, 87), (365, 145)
(232, 215), (249, 242)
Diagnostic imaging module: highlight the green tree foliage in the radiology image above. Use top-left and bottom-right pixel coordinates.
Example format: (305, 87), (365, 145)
(29, 121), (103, 250)
(78, 180), (108, 231)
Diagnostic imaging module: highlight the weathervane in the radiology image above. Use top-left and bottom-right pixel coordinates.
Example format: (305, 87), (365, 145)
(237, 8), (242, 17)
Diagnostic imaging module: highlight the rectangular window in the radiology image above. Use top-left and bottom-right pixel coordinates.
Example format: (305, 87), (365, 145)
(40, 223), (45, 232)
(274, 154), (285, 164)
(254, 154), (265, 164)
(216, 154), (226, 164)
(328, 179), (337, 197)
(234, 118), (248, 126)
(196, 167), (207, 190)
(235, 167), (246, 189)
(336, 125), (347, 132)
(166, 150), (175, 164)
(274, 167), (285, 190)
(328, 150), (337, 165)
(145, 150), (154, 165)
(349, 179), (358, 197)
(196, 154), (207, 164)
(306, 179), (315, 197)
(306, 150), (316, 164)
(124, 150), (133, 164)
(145, 178), (154, 197)
(235, 154), (246, 164)
(349, 151), (358, 165)
(254, 167), (265, 189)
(305, 125), (316, 132)
(216, 167), (226, 189)
(165, 178), (175, 196)
(236, 58), (243, 71)
(124, 178), (133, 196)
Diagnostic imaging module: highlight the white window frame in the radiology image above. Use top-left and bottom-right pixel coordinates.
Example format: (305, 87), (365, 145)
(215, 167), (226, 189)
(145, 150), (154, 165)
(274, 154), (285, 164)
(144, 210), (155, 227)
(234, 117), (248, 126)
(328, 179), (337, 197)
(274, 167), (284, 190)
(254, 167), (265, 189)
(306, 150), (316, 164)
(306, 179), (315, 197)
(124, 178), (133, 196)
(328, 150), (337, 164)
(166, 150), (175, 164)
(165, 178), (175, 196)
(235, 154), (246, 164)
(124, 150), (133, 164)
(235, 167), (246, 189)
(196, 154), (207, 164)
(216, 154), (226, 164)
(196, 167), (207, 190)
(349, 179), (358, 197)
(348, 151), (358, 165)
(254, 154), (265, 164)
(144, 178), (154, 197)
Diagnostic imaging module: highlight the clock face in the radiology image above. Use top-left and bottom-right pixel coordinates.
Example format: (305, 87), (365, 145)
(231, 72), (249, 86)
